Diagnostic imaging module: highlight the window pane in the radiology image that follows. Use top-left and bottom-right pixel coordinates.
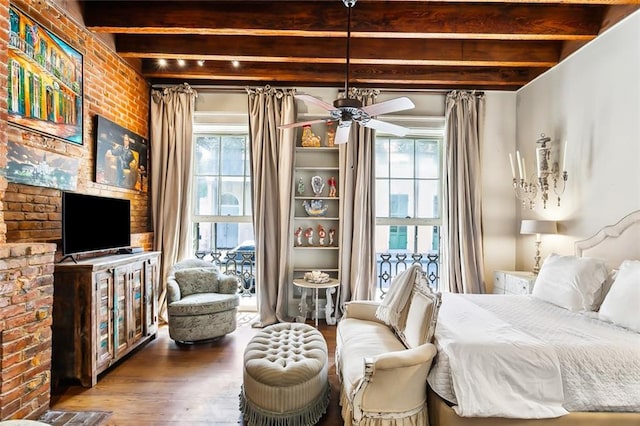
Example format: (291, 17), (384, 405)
(193, 222), (255, 252)
(416, 180), (440, 218)
(195, 136), (219, 175)
(375, 138), (389, 178)
(390, 179), (414, 218)
(375, 179), (389, 217)
(221, 136), (246, 176)
(220, 177), (245, 215)
(389, 139), (414, 178)
(194, 176), (218, 215)
(244, 180), (252, 215)
(415, 139), (440, 179)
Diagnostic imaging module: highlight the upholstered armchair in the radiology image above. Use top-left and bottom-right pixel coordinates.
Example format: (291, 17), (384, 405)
(166, 258), (240, 343)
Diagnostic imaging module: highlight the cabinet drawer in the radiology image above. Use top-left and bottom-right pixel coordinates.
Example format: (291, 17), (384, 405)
(492, 272), (505, 294)
(506, 278), (531, 295)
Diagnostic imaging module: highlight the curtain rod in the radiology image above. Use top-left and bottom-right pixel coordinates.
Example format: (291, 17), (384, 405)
(151, 84), (483, 96)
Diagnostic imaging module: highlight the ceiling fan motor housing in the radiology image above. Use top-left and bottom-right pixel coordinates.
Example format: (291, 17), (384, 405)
(333, 97), (362, 109)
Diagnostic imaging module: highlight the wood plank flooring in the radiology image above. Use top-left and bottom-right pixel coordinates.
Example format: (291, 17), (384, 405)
(50, 322), (343, 425)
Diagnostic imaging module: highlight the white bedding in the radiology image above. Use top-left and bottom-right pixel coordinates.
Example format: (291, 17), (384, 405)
(427, 294), (640, 418)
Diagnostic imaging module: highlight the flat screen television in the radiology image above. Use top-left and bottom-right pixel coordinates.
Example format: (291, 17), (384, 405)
(62, 192), (131, 257)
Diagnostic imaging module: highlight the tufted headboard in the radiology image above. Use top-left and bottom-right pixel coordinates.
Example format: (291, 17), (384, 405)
(574, 210), (640, 270)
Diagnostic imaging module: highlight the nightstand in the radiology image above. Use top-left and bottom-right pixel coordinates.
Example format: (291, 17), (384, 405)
(493, 270), (537, 295)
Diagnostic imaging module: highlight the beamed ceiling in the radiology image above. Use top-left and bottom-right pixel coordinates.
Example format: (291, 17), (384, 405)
(81, 0), (640, 91)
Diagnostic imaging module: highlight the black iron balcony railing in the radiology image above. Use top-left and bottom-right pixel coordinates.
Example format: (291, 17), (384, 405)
(194, 249), (440, 299)
(194, 250), (256, 297)
(376, 251), (440, 298)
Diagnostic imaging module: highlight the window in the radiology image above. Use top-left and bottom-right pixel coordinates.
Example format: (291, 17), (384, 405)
(375, 132), (443, 292)
(192, 133), (254, 254)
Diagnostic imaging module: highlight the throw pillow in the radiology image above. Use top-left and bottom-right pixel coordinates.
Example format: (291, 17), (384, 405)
(532, 253), (608, 312)
(174, 267), (221, 296)
(598, 260), (640, 332)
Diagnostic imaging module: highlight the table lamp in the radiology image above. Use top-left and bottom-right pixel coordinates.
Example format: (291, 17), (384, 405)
(520, 219), (557, 274)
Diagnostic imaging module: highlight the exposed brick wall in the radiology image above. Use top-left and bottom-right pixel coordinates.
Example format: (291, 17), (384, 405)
(0, 0), (155, 420)
(2, 0), (152, 253)
(0, 0), (9, 244)
(0, 242), (56, 421)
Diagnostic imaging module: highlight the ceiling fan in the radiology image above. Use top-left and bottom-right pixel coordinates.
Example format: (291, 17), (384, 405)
(279, 0), (415, 144)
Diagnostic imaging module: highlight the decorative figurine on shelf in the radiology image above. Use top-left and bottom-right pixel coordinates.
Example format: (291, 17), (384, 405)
(304, 227), (314, 245)
(326, 122), (337, 147)
(317, 224), (326, 246)
(311, 175), (325, 197)
(328, 176), (337, 197)
(294, 226), (303, 246)
(301, 124), (321, 147)
(303, 199), (328, 216)
(297, 178), (305, 196)
(329, 228), (336, 246)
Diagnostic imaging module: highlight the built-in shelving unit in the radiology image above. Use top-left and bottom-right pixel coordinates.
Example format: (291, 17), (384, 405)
(289, 122), (341, 322)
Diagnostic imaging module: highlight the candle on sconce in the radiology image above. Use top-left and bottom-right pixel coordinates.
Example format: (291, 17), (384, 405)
(516, 150), (523, 180)
(522, 157), (527, 180)
(562, 140), (568, 171)
(509, 153), (516, 179)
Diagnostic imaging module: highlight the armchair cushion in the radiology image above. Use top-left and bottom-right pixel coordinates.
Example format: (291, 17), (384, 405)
(168, 292), (239, 316)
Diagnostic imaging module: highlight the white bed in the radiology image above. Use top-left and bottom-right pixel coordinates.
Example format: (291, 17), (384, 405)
(427, 210), (640, 426)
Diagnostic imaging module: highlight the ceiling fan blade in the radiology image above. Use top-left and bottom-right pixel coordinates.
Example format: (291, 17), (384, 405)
(295, 94), (337, 112)
(334, 122), (352, 144)
(360, 97), (415, 117)
(361, 119), (410, 137)
(278, 118), (328, 129)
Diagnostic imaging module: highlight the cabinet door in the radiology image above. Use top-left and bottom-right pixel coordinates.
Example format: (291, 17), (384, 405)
(129, 262), (145, 345)
(144, 255), (159, 336)
(94, 269), (115, 372)
(113, 265), (130, 357)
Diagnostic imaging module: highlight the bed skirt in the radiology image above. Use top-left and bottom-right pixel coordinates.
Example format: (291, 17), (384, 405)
(428, 387), (640, 426)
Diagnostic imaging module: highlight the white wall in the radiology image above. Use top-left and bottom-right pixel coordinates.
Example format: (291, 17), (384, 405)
(515, 10), (640, 271)
(481, 92), (517, 291)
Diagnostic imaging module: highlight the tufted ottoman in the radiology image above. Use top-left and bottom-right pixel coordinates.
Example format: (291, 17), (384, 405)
(239, 322), (330, 426)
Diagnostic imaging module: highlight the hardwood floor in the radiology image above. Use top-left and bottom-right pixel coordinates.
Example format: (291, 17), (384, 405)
(50, 322), (343, 425)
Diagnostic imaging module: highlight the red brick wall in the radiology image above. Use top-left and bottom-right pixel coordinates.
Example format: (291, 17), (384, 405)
(0, 0), (9, 244)
(0, 0), (153, 420)
(2, 0), (153, 255)
(0, 242), (57, 420)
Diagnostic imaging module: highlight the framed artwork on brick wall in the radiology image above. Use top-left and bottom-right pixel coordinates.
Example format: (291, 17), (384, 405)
(8, 6), (83, 145)
(95, 115), (149, 192)
(5, 141), (79, 191)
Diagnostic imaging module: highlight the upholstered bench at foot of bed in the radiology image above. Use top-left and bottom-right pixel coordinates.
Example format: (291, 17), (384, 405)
(239, 322), (330, 426)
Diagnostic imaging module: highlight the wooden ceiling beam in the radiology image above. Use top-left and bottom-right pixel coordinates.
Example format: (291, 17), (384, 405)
(118, 35), (561, 67)
(141, 60), (542, 87)
(84, 1), (606, 40)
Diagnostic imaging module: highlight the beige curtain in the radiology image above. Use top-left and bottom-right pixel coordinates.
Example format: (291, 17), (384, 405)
(247, 86), (296, 326)
(442, 90), (486, 294)
(150, 83), (198, 322)
(337, 88), (378, 316)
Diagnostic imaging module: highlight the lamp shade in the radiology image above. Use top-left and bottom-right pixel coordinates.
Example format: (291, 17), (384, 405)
(520, 219), (558, 235)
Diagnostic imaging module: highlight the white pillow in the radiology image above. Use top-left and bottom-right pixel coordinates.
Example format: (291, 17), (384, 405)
(532, 253), (608, 312)
(598, 260), (640, 332)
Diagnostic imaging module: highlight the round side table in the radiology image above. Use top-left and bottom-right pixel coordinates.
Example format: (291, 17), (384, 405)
(293, 278), (339, 327)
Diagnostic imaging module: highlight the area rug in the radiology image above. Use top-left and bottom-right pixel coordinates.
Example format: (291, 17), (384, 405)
(38, 410), (111, 426)
(237, 311), (259, 327)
